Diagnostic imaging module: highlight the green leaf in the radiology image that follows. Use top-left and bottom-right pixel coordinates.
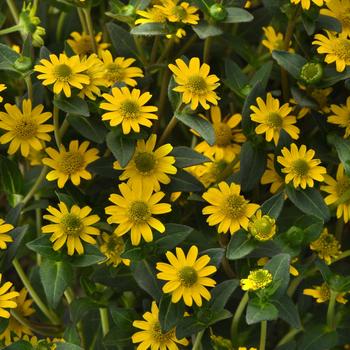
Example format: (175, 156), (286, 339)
(154, 223), (194, 251)
(222, 7), (254, 23)
(250, 61), (273, 90)
(318, 15), (342, 33)
(286, 186), (330, 221)
(192, 21), (223, 39)
(175, 315), (206, 338)
(318, 66), (350, 87)
(295, 215), (324, 243)
(239, 141), (267, 192)
(328, 134), (350, 176)
(27, 235), (62, 260)
(272, 51), (307, 79)
(0, 43), (20, 71)
(297, 324), (338, 350)
(175, 112), (215, 145)
(246, 298), (279, 324)
(171, 146), (210, 168)
(224, 59), (248, 95)
(168, 76), (181, 111)
(4, 340), (33, 350)
(70, 297), (97, 323)
(226, 230), (257, 260)
(202, 248), (225, 267)
(106, 129), (136, 168)
(130, 0), (151, 9)
(261, 192), (285, 219)
(208, 279), (239, 310)
(131, 23), (168, 36)
(39, 259), (73, 308)
(272, 295), (301, 329)
(166, 169), (204, 192)
(67, 115), (107, 144)
(69, 245), (105, 267)
(159, 294), (185, 332)
(56, 343), (84, 350)
(53, 95), (89, 117)
(241, 82), (264, 131)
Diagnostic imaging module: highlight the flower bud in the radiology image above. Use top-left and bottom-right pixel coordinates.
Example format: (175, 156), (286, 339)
(13, 56), (32, 72)
(209, 4), (228, 21)
(121, 4), (136, 17)
(300, 62), (323, 84)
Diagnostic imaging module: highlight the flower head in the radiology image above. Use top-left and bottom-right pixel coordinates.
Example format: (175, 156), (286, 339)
(240, 269), (273, 291)
(248, 210), (276, 241)
(43, 202), (100, 255)
(262, 26), (293, 53)
(0, 84), (7, 103)
(168, 57), (220, 110)
(156, 245), (217, 306)
(277, 143), (326, 189)
(155, 1), (199, 24)
(135, 8), (167, 25)
(303, 283), (347, 303)
(67, 31), (110, 56)
(0, 275), (19, 318)
(321, 0), (350, 37)
(100, 87), (158, 134)
(43, 140), (99, 188)
(328, 97), (350, 138)
(0, 219), (13, 250)
(202, 182), (260, 234)
(261, 154), (284, 194)
(132, 301), (189, 350)
(0, 99), (54, 157)
(99, 233), (130, 267)
(290, 0), (324, 10)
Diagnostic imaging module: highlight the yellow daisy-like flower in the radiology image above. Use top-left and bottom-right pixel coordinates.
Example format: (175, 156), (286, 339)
(100, 87), (158, 134)
(321, 164), (350, 223)
(0, 219), (13, 250)
(240, 269), (273, 291)
(313, 31), (350, 72)
(0, 84), (6, 103)
(43, 140), (99, 188)
(168, 57), (220, 110)
(328, 97), (350, 138)
(0, 288), (35, 345)
(239, 347), (257, 350)
(0, 275), (19, 318)
(248, 210), (276, 241)
(250, 93), (300, 146)
(277, 143), (327, 189)
(262, 26), (293, 53)
(42, 202), (100, 255)
(321, 0), (350, 37)
(156, 245), (217, 306)
(113, 134), (177, 191)
(202, 182), (260, 235)
(310, 228), (341, 265)
(261, 154), (284, 194)
(303, 283), (347, 303)
(290, 0), (324, 9)
(132, 301), (189, 350)
(195, 106), (245, 162)
(101, 50), (143, 87)
(135, 8), (167, 25)
(105, 182), (172, 246)
(99, 233), (130, 267)
(0, 99), (54, 157)
(34, 53), (89, 97)
(155, 1), (199, 24)
(67, 31), (110, 56)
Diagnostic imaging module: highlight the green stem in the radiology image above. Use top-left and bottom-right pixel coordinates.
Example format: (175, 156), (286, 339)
(134, 35), (147, 65)
(203, 37), (212, 63)
(21, 166), (48, 206)
(332, 249), (350, 263)
(99, 308), (110, 337)
(327, 290), (337, 330)
(230, 292), (249, 343)
(83, 7), (97, 54)
(259, 321), (267, 350)
(0, 24), (21, 36)
(77, 7), (88, 33)
(24, 75), (33, 101)
(158, 115), (178, 145)
(335, 219), (344, 242)
(6, 0), (19, 24)
(53, 104), (61, 147)
(34, 193), (42, 265)
(12, 258), (61, 325)
(192, 330), (205, 350)
(156, 37), (175, 64)
(150, 36), (160, 64)
(276, 328), (301, 348)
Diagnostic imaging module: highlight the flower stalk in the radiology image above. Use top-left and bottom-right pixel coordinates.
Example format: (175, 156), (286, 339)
(230, 292), (249, 343)
(259, 320), (267, 350)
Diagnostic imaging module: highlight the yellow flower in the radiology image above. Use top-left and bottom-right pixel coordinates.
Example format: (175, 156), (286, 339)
(321, 164), (350, 223)
(0, 275), (19, 318)
(100, 87), (158, 134)
(261, 154), (284, 194)
(34, 53), (89, 97)
(0, 288), (35, 345)
(67, 31), (110, 56)
(42, 202), (100, 255)
(0, 219), (13, 250)
(240, 269), (273, 291)
(309, 87), (333, 114)
(248, 210), (276, 241)
(250, 93), (299, 146)
(135, 8), (167, 25)
(166, 28), (187, 40)
(303, 283), (347, 303)
(195, 106), (245, 162)
(156, 245), (217, 306)
(310, 228), (341, 265)
(202, 181), (260, 234)
(0, 99), (54, 157)
(132, 301), (189, 350)
(105, 182), (172, 246)
(113, 134), (177, 191)
(0, 84), (6, 103)
(328, 97), (350, 137)
(239, 348), (257, 350)
(321, 0), (350, 37)
(101, 50), (143, 87)
(43, 140), (99, 188)
(168, 57), (220, 110)
(277, 143), (326, 189)
(290, 0), (324, 10)
(28, 147), (45, 166)
(99, 233), (130, 267)
(313, 31), (350, 72)
(155, 1), (199, 24)
(262, 26), (293, 53)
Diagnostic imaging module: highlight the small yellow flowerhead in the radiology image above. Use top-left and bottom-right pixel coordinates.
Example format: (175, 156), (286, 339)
(240, 269), (273, 291)
(0, 84), (6, 103)
(303, 283), (347, 304)
(99, 233), (130, 267)
(248, 210), (276, 241)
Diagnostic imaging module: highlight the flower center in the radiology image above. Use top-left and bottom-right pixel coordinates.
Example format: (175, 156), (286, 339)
(59, 151), (85, 175)
(222, 194), (247, 219)
(179, 266), (198, 287)
(250, 269), (272, 289)
(14, 118), (38, 139)
(54, 64), (72, 81)
(172, 5), (187, 20)
(75, 36), (93, 55)
(152, 322), (175, 343)
(320, 283), (330, 300)
(107, 235), (125, 253)
(292, 159), (310, 176)
(105, 63), (125, 83)
(275, 39), (285, 50)
(61, 214), (83, 236)
(250, 216), (275, 241)
(134, 152), (157, 173)
(186, 75), (207, 95)
(119, 100), (140, 119)
(128, 201), (151, 223)
(340, 12), (350, 29)
(335, 177), (350, 198)
(334, 38), (350, 61)
(214, 123), (232, 146)
(311, 89), (328, 109)
(267, 112), (283, 128)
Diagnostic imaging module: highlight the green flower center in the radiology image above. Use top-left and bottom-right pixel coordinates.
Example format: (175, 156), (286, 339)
(249, 269), (272, 289)
(340, 13), (350, 28)
(134, 152), (156, 173)
(179, 266), (198, 287)
(275, 39), (285, 50)
(119, 100), (140, 119)
(61, 214), (83, 236)
(214, 123), (232, 146)
(267, 112), (283, 128)
(54, 64), (72, 81)
(152, 322), (175, 343)
(336, 177), (350, 198)
(300, 62), (323, 83)
(334, 38), (350, 61)
(105, 63), (125, 83)
(106, 235), (125, 253)
(75, 36), (93, 55)
(59, 151), (85, 175)
(14, 118), (38, 139)
(129, 201), (151, 223)
(172, 6), (187, 20)
(223, 194), (247, 219)
(320, 283), (330, 300)
(250, 216), (276, 241)
(292, 159), (310, 176)
(186, 75), (207, 94)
